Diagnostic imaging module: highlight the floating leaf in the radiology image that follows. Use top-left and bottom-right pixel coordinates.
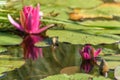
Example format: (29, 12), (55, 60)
(103, 55), (120, 61)
(47, 30), (120, 45)
(114, 66), (120, 80)
(103, 55), (120, 69)
(42, 73), (111, 80)
(35, 38), (52, 48)
(0, 55), (25, 75)
(7, 0), (102, 9)
(69, 3), (120, 20)
(35, 37), (59, 48)
(0, 32), (22, 45)
(35, 41), (50, 48)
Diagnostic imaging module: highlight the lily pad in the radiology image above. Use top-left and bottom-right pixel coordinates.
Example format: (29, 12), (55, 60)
(41, 5), (120, 45)
(0, 55), (25, 75)
(7, 0), (103, 9)
(35, 37), (59, 48)
(47, 30), (120, 45)
(114, 66), (120, 80)
(103, 55), (120, 69)
(35, 38), (52, 48)
(103, 55), (120, 61)
(0, 32), (22, 45)
(42, 73), (111, 80)
(0, 47), (7, 53)
(107, 61), (120, 69)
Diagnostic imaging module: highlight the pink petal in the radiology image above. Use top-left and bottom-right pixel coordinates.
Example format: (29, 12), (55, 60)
(31, 4), (40, 31)
(26, 14), (32, 33)
(84, 53), (91, 59)
(8, 14), (24, 31)
(31, 11), (39, 31)
(94, 48), (101, 57)
(31, 24), (54, 34)
(23, 6), (33, 18)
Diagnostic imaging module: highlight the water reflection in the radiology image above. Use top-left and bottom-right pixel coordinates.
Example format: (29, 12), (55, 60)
(21, 35), (45, 60)
(80, 60), (96, 73)
(79, 45), (101, 73)
(0, 43), (118, 80)
(0, 43), (78, 80)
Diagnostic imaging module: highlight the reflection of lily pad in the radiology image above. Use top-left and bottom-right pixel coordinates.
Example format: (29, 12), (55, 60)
(42, 73), (111, 80)
(0, 55), (25, 75)
(114, 66), (120, 80)
(0, 32), (22, 45)
(0, 47), (7, 53)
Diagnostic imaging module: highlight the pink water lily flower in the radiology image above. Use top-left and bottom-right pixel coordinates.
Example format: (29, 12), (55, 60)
(22, 35), (45, 60)
(79, 45), (101, 60)
(8, 4), (54, 34)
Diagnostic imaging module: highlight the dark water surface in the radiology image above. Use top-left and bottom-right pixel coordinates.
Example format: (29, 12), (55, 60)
(0, 42), (81, 80)
(0, 36), (119, 80)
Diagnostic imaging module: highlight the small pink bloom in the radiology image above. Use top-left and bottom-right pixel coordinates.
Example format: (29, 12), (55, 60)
(21, 35), (45, 60)
(79, 45), (101, 60)
(8, 4), (54, 34)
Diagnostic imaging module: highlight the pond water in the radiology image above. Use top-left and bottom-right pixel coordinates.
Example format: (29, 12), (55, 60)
(0, 40), (80, 80)
(1, 0), (120, 80)
(0, 35), (119, 80)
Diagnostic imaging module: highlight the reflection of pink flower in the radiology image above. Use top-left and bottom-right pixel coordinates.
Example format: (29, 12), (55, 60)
(8, 4), (53, 34)
(79, 45), (101, 60)
(80, 60), (94, 73)
(22, 35), (45, 60)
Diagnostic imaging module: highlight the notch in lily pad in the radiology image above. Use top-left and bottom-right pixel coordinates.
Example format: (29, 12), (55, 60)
(0, 32), (22, 46)
(35, 36), (59, 48)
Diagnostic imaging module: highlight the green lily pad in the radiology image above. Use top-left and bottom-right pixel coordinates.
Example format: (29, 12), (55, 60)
(35, 38), (52, 48)
(103, 55), (120, 61)
(103, 55), (120, 69)
(7, 0), (103, 9)
(42, 73), (111, 80)
(35, 37), (59, 48)
(41, 4), (120, 45)
(35, 42), (50, 48)
(0, 47), (7, 53)
(107, 61), (120, 69)
(0, 32), (22, 45)
(114, 66), (120, 80)
(0, 55), (25, 75)
(86, 3), (120, 16)
(47, 30), (120, 45)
